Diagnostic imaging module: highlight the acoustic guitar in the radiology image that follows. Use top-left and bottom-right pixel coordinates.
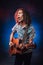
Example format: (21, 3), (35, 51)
(9, 37), (35, 56)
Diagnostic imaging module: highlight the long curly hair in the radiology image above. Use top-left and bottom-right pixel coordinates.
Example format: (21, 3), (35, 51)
(14, 8), (31, 26)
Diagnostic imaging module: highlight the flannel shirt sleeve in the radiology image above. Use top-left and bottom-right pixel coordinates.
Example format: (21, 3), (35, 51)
(28, 26), (36, 40)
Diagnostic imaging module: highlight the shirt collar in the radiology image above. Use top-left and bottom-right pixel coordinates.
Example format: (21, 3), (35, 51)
(22, 25), (27, 29)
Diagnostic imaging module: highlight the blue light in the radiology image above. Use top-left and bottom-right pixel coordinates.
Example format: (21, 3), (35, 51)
(31, 20), (41, 48)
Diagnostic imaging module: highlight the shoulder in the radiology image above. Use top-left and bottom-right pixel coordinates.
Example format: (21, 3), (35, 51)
(12, 23), (18, 32)
(13, 23), (18, 28)
(28, 25), (35, 33)
(29, 25), (34, 29)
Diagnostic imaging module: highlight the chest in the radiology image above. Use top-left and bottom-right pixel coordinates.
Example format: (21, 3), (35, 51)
(16, 25), (26, 35)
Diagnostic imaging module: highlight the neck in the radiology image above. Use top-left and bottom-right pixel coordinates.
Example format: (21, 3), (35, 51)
(20, 21), (27, 26)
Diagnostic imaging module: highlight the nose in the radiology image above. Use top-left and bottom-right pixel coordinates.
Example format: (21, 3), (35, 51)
(17, 14), (20, 18)
(17, 14), (20, 17)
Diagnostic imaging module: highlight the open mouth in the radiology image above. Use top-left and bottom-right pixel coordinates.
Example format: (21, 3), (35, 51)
(17, 17), (21, 21)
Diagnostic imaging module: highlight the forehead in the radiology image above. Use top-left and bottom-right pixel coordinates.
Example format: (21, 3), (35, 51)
(17, 9), (23, 13)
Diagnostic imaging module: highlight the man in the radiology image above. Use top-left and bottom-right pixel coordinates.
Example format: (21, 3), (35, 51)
(9, 8), (36, 65)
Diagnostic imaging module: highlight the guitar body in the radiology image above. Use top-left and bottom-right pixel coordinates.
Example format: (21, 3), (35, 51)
(9, 46), (22, 56)
(9, 38), (22, 55)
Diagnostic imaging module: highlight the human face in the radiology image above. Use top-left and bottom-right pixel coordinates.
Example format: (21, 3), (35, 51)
(17, 10), (24, 23)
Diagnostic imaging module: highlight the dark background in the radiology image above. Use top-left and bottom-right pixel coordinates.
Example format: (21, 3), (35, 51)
(0, 0), (43, 65)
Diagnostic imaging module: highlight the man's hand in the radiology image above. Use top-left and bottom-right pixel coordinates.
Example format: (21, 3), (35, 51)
(29, 38), (33, 44)
(19, 44), (23, 49)
(9, 41), (14, 47)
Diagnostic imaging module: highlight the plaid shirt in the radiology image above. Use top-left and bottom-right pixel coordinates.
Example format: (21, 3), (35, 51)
(12, 23), (35, 41)
(12, 23), (35, 53)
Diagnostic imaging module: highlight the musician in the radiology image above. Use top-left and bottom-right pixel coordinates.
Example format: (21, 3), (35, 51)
(9, 8), (36, 65)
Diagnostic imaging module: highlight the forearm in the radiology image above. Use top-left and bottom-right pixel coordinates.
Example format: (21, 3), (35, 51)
(10, 32), (14, 42)
(9, 32), (14, 46)
(25, 38), (36, 49)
